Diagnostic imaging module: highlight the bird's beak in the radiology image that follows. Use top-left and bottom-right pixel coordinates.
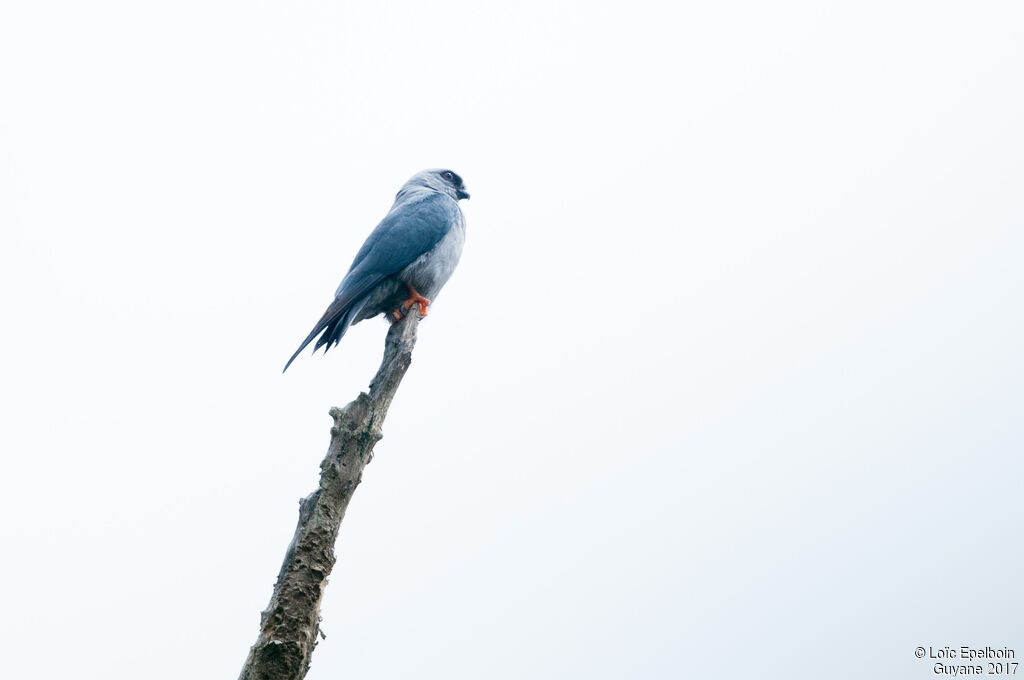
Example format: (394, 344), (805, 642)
(457, 188), (470, 200)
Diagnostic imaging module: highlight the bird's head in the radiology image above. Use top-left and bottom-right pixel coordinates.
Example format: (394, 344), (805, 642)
(404, 168), (470, 201)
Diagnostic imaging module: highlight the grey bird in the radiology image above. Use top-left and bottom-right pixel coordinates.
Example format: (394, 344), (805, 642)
(283, 169), (470, 372)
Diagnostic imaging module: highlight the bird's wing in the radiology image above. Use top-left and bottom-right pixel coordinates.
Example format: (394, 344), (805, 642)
(339, 191), (458, 294)
(283, 191), (458, 372)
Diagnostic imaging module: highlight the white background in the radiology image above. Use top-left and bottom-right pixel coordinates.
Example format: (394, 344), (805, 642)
(1, 1), (1022, 678)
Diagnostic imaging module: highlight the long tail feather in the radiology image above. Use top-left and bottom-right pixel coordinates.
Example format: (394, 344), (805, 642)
(282, 296), (363, 372)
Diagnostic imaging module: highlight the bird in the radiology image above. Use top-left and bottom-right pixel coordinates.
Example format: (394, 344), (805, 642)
(283, 168), (470, 372)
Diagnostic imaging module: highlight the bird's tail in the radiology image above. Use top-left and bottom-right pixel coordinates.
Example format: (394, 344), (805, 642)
(282, 297), (364, 372)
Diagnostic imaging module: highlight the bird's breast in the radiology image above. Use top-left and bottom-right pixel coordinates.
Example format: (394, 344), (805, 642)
(399, 221), (465, 299)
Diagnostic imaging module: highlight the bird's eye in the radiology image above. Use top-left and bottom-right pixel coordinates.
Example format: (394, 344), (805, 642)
(442, 171), (454, 181)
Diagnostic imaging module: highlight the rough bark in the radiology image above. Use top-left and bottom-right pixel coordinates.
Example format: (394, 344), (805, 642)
(239, 311), (421, 680)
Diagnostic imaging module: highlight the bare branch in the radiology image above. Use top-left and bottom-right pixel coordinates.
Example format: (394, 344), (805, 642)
(239, 311), (421, 680)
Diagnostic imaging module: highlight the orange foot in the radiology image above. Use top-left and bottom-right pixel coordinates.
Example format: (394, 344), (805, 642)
(401, 284), (432, 316)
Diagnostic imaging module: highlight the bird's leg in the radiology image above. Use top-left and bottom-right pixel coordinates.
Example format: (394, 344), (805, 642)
(401, 284), (432, 317)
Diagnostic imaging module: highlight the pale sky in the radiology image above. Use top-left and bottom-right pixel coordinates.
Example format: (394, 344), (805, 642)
(1, 1), (1022, 678)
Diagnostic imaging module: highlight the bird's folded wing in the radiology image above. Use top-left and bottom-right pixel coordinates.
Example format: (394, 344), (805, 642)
(337, 191), (458, 296)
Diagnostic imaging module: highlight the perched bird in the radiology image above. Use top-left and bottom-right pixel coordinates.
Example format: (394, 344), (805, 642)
(283, 169), (470, 372)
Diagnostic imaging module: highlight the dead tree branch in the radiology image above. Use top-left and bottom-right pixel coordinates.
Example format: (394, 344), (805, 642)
(239, 310), (421, 680)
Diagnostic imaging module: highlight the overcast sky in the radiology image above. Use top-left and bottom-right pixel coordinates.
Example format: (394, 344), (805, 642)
(2, 1), (1022, 678)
